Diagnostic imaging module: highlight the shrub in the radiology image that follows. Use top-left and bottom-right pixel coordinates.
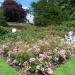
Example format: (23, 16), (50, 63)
(0, 26), (9, 35)
(61, 20), (75, 27)
(0, 20), (9, 27)
(0, 20), (9, 35)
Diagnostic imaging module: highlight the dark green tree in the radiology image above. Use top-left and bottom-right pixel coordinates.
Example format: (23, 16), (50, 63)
(0, 7), (5, 21)
(32, 0), (75, 26)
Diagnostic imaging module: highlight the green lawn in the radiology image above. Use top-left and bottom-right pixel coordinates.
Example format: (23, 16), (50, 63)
(54, 57), (75, 75)
(0, 56), (21, 75)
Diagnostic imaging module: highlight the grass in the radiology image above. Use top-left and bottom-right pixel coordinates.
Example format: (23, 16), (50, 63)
(54, 57), (75, 75)
(0, 56), (21, 75)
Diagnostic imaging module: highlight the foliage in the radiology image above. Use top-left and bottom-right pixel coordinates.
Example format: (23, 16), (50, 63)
(32, 0), (75, 26)
(0, 26), (9, 35)
(0, 31), (46, 43)
(2, 0), (27, 22)
(0, 7), (5, 20)
(0, 21), (9, 35)
(11, 51), (35, 64)
(69, 0), (75, 6)
(0, 21), (9, 27)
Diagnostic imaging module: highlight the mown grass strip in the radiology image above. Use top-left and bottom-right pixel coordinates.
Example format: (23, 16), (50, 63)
(0, 56), (21, 75)
(54, 57), (75, 75)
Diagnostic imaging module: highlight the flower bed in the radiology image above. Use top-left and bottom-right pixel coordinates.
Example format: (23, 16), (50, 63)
(0, 35), (75, 75)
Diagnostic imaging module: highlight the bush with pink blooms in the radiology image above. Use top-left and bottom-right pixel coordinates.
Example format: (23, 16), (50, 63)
(0, 30), (75, 75)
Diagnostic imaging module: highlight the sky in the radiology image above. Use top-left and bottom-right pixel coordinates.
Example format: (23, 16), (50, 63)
(16, 0), (38, 8)
(0, 0), (38, 8)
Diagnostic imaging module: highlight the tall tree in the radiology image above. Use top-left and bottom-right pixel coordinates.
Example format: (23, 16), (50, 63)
(2, 0), (27, 22)
(69, 0), (75, 6)
(0, 7), (5, 21)
(32, 0), (74, 26)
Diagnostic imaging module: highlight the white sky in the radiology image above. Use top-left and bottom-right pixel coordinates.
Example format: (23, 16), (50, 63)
(26, 14), (34, 24)
(0, 3), (1, 7)
(0, 0), (3, 6)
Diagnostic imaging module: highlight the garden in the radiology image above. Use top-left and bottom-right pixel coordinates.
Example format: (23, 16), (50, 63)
(0, 23), (75, 75)
(0, 0), (75, 75)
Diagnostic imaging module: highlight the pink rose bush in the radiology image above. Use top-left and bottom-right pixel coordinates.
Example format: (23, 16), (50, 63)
(28, 44), (40, 53)
(0, 37), (73, 75)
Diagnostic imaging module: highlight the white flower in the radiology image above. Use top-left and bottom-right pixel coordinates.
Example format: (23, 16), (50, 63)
(6, 58), (11, 63)
(41, 67), (45, 71)
(12, 60), (17, 64)
(2, 45), (8, 49)
(65, 31), (73, 42)
(68, 31), (73, 36)
(55, 57), (59, 61)
(38, 57), (44, 63)
(36, 65), (40, 70)
(29, 57), (36, 62)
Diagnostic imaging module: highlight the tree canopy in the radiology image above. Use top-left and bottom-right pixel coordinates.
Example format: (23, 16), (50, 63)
(2, 0), (27, 22)
(0, 7), (5, 21)
(32, 0), (75, 26)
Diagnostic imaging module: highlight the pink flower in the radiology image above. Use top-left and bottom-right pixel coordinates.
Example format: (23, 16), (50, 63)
(0, 48), (4, 54)
(12, 48), (18, 52)
(39, 54), (44, 58)
(43, 40), (50, 46)
(34, 47), (40, 53)
(38, 40), (50, 46)
(44, 51), (50, 57)
(47, 67), (53, 75)
(29, 45), (40, 53)
(58, 50), (66, 59)
(39, 52), (50, 59)
(64, 41), (71, 47)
